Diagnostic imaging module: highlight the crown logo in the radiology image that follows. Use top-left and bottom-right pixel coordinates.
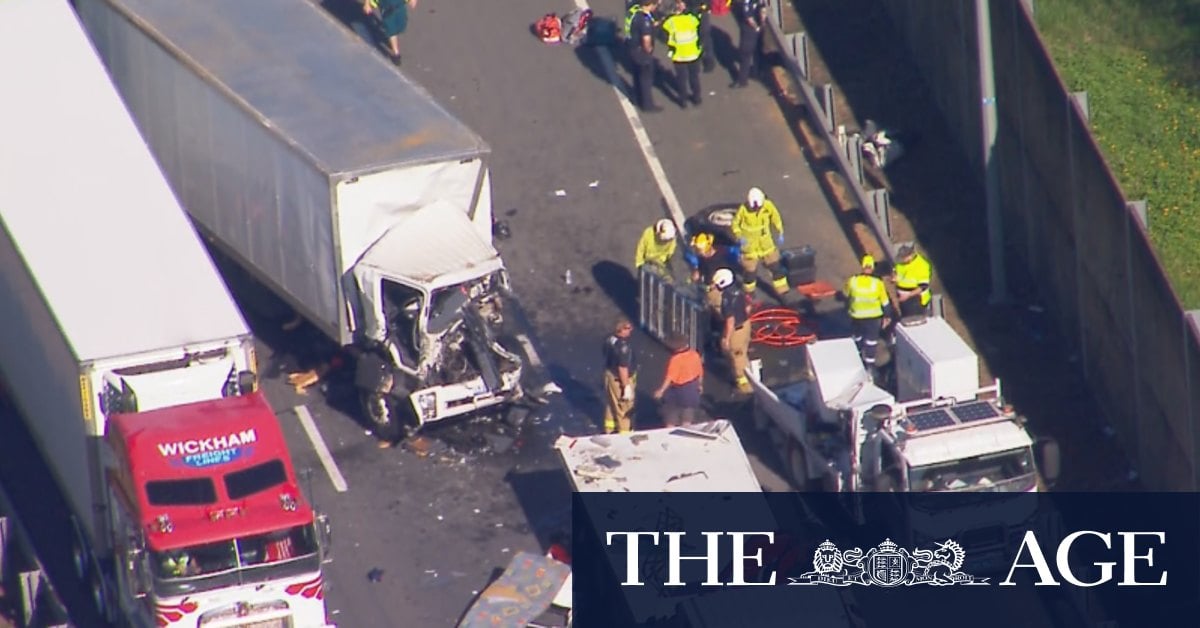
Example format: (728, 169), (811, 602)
(818, 539), (837, 552)
(878, 538), (898, 552)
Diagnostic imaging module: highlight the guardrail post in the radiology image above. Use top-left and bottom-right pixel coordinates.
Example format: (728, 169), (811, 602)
(785, 32), (810, 80)
(0, 515), (9, 573)
(847, 134), (865, 184)
(818, 84), (835, 133)
(869, 189), (892, 239)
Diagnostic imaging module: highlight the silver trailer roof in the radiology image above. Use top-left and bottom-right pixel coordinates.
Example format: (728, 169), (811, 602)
(94, 0), (490, 178)
(0, 0), (249, 363)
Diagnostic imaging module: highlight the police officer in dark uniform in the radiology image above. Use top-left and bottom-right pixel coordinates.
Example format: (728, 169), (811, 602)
(731, 0), (767, 88)
(687, 0), (716, 73)
(628, 0), (663, 112)
(602, 318), (638, 433)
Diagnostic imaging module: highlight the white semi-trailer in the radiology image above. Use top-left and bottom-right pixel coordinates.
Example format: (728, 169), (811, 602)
(0, 1), (331, 625)
(76, 0), (556, 441)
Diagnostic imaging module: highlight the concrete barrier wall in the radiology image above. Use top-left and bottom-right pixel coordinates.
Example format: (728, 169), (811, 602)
(880, 0), (1200, 489)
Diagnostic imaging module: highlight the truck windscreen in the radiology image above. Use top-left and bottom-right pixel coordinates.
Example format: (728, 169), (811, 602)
(146, 478), (217, 506)
(908, 447), (1037, 493)
(152, 524), (320, 596)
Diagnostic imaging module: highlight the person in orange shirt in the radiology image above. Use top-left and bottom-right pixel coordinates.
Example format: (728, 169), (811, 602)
(653, 333), (704, 427)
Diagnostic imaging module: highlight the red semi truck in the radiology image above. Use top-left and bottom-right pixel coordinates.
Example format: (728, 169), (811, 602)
(0, 1), (332, 625)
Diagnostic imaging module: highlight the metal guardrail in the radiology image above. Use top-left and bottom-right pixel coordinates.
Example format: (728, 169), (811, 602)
(637, 267), (710, 356)
(763, 4), (944, 321)
(0, 484), (70, 627)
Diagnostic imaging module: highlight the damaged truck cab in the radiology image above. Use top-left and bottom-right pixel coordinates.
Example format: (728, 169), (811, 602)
(76, 0), (556, 441)
(350, 203), (533, 438)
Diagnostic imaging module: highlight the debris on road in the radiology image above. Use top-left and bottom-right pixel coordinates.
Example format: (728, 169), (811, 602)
(367, 568), (384, 583)
(588, 180), (599, 188)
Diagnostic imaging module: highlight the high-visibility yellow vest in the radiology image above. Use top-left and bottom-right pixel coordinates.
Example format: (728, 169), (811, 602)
(662, 14), (701, 62)
(625, 5), (642, 37)
(845, 274), (888, 319)
(894, 253), (932, 306)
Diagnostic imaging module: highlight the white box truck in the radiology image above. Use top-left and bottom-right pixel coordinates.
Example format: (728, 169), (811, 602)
(892, 316), (979, 403)
(75, 0), (557, 442)
(554, 422), (863, 627)
(0, 1), (331, 625)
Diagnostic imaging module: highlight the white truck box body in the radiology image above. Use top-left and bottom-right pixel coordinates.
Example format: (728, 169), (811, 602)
(76, 0), (495, 346)
(893, 317), (979, 403)
(0, 0), (252, 548)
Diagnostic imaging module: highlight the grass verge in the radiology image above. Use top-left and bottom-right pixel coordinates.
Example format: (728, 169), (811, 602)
(1035, 0), (1200, 309)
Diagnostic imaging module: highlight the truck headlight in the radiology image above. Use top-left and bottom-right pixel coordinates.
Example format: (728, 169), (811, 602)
(415, 392), (437, 420)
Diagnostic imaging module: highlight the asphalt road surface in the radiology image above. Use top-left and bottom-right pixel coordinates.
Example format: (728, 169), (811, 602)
(0, 0), (1087, 626)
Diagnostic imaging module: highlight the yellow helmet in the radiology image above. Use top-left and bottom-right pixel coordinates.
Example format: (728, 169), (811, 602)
(691, 233), (714, 253)
(861, 255), (875, 270)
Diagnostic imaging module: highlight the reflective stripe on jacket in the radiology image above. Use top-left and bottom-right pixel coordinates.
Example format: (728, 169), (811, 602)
(662, 14), (701, 62)
(845, 274), (889, 319)
(894, 253), (932, 306)
(732, 199), (783, 259)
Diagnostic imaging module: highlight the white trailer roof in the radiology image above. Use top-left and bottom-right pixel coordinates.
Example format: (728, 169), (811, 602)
(92, 0), (489, 177)
(0, 0), (249, 362)
(553, 421), (763, 492)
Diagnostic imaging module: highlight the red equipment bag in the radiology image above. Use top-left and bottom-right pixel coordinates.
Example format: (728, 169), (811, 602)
(711, 0), (731, 16)
(535, 13), (562, 43)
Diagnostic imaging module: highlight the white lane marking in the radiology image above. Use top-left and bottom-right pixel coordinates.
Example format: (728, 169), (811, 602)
(515, 332), (543, 368)
(573, 0), (688, 231)
(294, 405), (348, 493)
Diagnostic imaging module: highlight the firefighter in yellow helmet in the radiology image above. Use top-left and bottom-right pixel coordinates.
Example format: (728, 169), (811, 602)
(731, 187), (788, 296)
(891, 243), (932, 318)
(844, 255), (890, 371)
(635, 219), (679, 280)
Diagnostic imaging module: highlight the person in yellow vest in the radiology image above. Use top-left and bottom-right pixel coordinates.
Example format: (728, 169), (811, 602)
(635, 219), (678, 279)
(891, 243), (932, 318)
(731, 187), (789, 296)
(662, 0), (703, 107)
(844, 255), (890, 370)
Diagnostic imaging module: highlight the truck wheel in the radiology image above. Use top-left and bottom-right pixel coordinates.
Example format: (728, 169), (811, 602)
(90, 564), (115, 625)
(69, 517), (90, 581)
(360, 391), (407, 443)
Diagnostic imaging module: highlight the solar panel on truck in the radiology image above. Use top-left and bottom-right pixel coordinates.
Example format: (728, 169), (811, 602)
(951, 400), (1000, 424)
(909, 409), (955, 431)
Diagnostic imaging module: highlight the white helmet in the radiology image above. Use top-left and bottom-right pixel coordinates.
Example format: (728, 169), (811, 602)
(712, 268), (735, 289)
(746, 187), (766, 208)
(655, 218), (677, 241)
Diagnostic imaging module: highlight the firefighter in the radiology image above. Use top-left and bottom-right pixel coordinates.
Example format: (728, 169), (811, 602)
(892, 243), (932, 318)
(732, 187), (788, 296)
(714, 269), (754, 394)
(602, 317), (638, 433)
(662, 0), (703, 107)
(845, 255), (890, 371)
(635, 218), (678, 279)
(685, 232), (740, 313)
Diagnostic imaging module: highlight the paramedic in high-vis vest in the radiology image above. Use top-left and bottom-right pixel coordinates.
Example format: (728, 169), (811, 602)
(845, 255), (890, 371)
(732, 187), (788, 295)
(662, 0), (703, 107)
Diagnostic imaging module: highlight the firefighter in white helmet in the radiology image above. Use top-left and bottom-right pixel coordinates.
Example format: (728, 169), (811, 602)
(732, 187), (788, 296)
(714, 268), (754, 394)
(635, 218), (680, 280)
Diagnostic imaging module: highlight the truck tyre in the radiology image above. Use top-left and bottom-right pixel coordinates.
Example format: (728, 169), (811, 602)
(89, 562), (115, 625)
(69, 516), (91, 581)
